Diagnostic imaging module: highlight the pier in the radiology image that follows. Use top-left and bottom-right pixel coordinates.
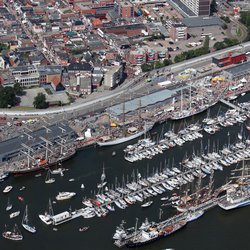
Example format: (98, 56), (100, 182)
(219, 99), (241, 111)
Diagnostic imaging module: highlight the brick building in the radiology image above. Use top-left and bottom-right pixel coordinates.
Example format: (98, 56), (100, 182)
(119, 1), (134, 18)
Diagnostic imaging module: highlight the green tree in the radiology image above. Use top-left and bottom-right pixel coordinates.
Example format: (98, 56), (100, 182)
(13, 83), (23, 95)
(33, 93), (48, 109)
(0, 86), (16, 108)
(210, 0), (217, 14)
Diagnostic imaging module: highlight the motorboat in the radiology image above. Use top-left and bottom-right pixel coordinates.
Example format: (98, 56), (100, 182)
(9, 211), (20, 219)
(56, 192), (76, 201)
(3, 186), (13, 193)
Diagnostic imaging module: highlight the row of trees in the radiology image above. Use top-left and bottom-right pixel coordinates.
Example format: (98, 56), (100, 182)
(239, 11), (250, 41)
(174, 36), (209, 63)
(0, 83), (48, 109)
(213, 38), (239, 51)
(141, 59), (172, 72)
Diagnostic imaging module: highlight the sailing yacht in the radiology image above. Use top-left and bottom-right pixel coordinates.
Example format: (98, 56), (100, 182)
(39, 199), (54, 225)
(22, 205), (36, 233)
(45, 169), (55, 184)
(2, 224), (23, 241)
(218, 161), (250, 210)
(6, 198), (12, 211)
(97, 165), (107, 189)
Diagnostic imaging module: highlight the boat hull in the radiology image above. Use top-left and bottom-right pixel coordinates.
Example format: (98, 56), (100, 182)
(10, 151), (76, 176)
(97, 125), (154, 146)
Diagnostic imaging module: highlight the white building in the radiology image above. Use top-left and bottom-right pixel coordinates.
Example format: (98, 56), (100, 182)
(12, 66), (40, 87)
(103, 65), (123, 89)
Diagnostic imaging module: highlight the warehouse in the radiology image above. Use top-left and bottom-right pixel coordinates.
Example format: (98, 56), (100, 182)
(223, 61), (250, 80)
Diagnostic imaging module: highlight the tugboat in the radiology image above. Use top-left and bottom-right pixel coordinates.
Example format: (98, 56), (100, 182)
(2, 224), (23, 241)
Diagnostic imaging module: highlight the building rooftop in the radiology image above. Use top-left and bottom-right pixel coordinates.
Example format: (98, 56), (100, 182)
(223, 61), (250, 75)
(213, 52), (245, 60)
(182, 16), (222, 28)
(107, 87), (182, 116)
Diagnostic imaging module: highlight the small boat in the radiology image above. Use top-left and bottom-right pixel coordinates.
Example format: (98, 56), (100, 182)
(19, 186), (25, 191)
(112, 151), (116, 156)
(2, 224), (23, 241)
(69, 178), (75, 182)
(3, 186), (13, 193)
(53, 228), (58, 231)
(9, 211), (20, 219)
(35, 173), (42, 177)
(56, 192), (76, 201)
(18, 196), (24, 202)
(39, 199), (54, 225)
(45, 170), (55, 184)
(79, 226), (89, 232)
(6, 198), (12, 211)
(160, 197), (169, 201)
(81, 184), (85, 189)
(141, 200), (153, 208)
(22, 205), (36, 233)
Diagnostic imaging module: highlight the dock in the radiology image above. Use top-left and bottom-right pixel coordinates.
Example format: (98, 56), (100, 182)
(219, 99), (241, 111)
(52, 208), (85, 226)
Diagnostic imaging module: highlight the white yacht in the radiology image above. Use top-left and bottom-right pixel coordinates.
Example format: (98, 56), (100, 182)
(3, 186), (13, 193)
(56, 192), (76, 201)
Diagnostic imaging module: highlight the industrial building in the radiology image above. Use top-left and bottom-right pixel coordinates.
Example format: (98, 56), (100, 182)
(223, 61), (250, 80)
(212, 52), (247, 68)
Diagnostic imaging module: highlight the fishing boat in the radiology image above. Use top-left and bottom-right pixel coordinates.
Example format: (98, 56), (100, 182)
(56, 192), (76, 201)
(2, 224), (23, 241)
(22, 205), (36, 233)
(3, 185), (13, 193)
(39, 199), (54, 225)
(45, 169), (55, 184)
(6, 198), (12, 211)
(9, 211), (20, 219)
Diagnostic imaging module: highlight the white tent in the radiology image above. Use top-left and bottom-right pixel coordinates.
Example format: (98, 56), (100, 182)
(84, 128), (92, 138)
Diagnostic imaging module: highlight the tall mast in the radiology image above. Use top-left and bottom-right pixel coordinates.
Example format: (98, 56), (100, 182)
(180, 88), (183, 112)
(122, 94), (126, 137)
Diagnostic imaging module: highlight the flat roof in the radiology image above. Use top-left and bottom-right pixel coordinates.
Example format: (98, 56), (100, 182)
(107, 87), (182, 116)
(213, 52), (244, 60)
(223, 61), (250, 75)
(182, 16), (222, 27)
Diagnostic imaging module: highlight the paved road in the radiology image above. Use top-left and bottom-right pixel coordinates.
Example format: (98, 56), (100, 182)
(1, 41), (250, 117)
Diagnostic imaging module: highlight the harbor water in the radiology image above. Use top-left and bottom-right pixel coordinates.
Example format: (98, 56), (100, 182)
(0, 95), (250, 250)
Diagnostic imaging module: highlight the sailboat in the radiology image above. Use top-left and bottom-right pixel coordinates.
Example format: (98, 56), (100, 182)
(22, 205), (36, 233)
(97, 165), (107, 189)
(39, 199), (54, 225)
(6, 198), (12, 211)
(2, 224), (23, 241)
(45, 169), (55, 184)
(97, 98), (154, 146)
